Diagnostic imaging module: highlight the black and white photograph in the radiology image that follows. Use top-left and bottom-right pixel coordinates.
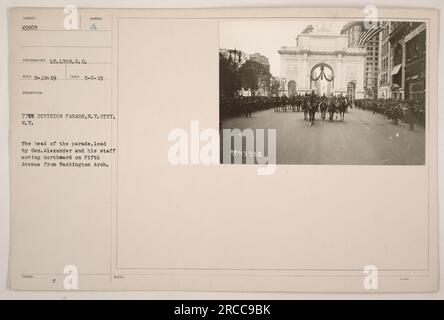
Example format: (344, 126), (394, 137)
(220, 20), (427, 165)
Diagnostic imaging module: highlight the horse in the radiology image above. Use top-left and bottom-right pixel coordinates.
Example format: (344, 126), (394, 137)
(319, 100), (327, 120)
(289, 96), (297, 112)
(302, 100), (309, 121)
(328, 100), (336, 121)
(338, 99), (347, 121)
(296, 98), (302, 112)
(308, 101), (318, 126)
(281, 96), (288, 112)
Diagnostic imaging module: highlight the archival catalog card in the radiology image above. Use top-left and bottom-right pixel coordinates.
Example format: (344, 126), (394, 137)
(8, 7), (439, 292)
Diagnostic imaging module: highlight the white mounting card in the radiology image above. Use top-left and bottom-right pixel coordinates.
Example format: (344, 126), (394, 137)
(8, 7), (438, 292)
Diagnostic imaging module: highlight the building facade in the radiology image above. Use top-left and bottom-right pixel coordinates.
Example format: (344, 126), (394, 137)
(404, 23), (426, 101)
(249, 52), (271, 96)
(341, 22), (380, 99)
(388, 22), (426, 101)
(278, 26), (366, 99)
(378, 21), (392, 99)
(388, 22), (406, 100)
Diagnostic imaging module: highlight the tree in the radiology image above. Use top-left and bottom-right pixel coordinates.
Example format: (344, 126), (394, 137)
(238, 60), (271, 96)
(219, 51), (242, 98)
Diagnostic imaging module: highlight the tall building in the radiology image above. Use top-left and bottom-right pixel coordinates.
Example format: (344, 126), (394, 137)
(341, 22), (380, 99)
(378, 21), (392, 99)
(404, 23), (426, 101)
(249, 52), (270, 67)
(388, 22), (407, 100)
(388, 22), (426, 101)
(249, 53), (271, 96)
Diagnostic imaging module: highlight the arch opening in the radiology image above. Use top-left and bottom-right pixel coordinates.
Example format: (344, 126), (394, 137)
(287, 80), (297, 96)
(310, 63), (334, 96)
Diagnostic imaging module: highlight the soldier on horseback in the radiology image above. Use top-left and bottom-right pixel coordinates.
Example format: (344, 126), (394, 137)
(308, 90), (318, 126)
(328, 95), (337, 121)
(302, 92), (309, 120)
(338, 94), (347, 121)
(319, 93), (327, 120)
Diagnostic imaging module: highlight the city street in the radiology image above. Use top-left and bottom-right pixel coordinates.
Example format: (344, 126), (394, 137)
(221, 108), (425, 165)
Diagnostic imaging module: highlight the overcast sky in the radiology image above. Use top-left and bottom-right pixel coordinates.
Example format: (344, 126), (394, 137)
(219, 20), (351, 76)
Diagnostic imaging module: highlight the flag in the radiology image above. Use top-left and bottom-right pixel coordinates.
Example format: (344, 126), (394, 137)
(357, 24), (385, 46)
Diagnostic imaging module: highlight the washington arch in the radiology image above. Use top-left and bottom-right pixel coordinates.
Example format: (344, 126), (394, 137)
(278, 26), (366, 98)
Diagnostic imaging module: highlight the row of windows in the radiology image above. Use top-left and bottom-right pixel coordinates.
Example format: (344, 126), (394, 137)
(366, 46), (378, 52)
(380, 73), (389, 85)
(381, 42), (389, 55)
(406, 36), (426, 62)
(366, 64), (379, 71)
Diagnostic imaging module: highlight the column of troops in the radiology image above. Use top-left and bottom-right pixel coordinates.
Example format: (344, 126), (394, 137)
(354, 98), (425, 129)
(220, 92), (425, 129)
